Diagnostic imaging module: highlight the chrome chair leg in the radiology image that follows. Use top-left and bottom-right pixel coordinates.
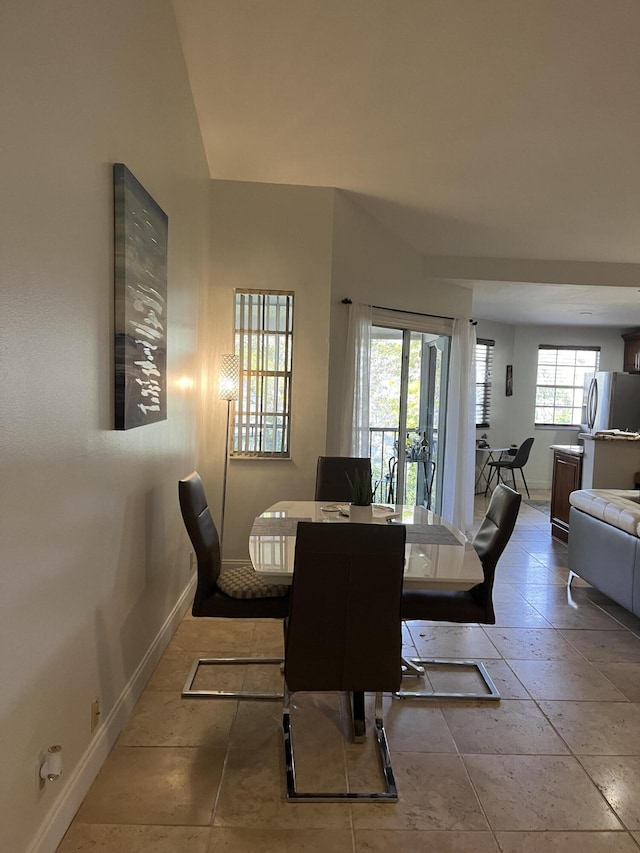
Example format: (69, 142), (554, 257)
(283, 687), (398, 802)
(395, 656), (500, 701)
(182, 656), (284, 699)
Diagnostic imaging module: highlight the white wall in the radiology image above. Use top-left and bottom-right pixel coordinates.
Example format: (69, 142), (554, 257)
(204, 180), (335, 561)
(0, 3), (210, 850)
(327, 191), (474, 452)
(475, 320), (625, 488)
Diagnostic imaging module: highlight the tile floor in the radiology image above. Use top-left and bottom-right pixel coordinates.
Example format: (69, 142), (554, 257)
(58, 491), (640, 852)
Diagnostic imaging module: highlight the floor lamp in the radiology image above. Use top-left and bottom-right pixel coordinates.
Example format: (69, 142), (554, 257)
(218, 354), (239, 551)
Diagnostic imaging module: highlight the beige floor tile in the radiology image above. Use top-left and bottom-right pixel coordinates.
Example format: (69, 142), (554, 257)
(559, 629), (640, 663)
(594, 661), (640, 702)
(633, 831), (640, 845)
(482, 627), (583, 661)
(118, 691), (237, 748)
(350, 753), (488, 831)
(596, 605), (640, 632)
(57, 824), (212, 852)
(75, 746), (224, 826)
(480, 660), (531, 698)
(354, 829), (500, 851)
(495, 830), (639, 852)
(507, 659), (628, 702)
(491, 602), (551, 628)
(498, 564), (562, 585)
(213, 743), (351, 829)
(580, 756), (640, 828)
(532, 604), (623, 630)
(384, 700), (457, 753)
(146, 649), (211, 691)
(208, 827), (354, 852)
(409, 625), (502, 659)
(516, 585), (587, 607)
(228, 699), (283, 751)
(442, 699), (568, 755)
(250, 620), (285, 655)
(168, 619), (255, 652)
(538, 701), (640, 755)
(490, 583), (529, 604)
(463, 754), (622, 831)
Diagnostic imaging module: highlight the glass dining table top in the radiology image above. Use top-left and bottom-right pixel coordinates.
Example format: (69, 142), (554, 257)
(249, 500), (483, 590)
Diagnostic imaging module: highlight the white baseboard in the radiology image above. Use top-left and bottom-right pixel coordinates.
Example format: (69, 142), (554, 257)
(27, 577), (196, 853)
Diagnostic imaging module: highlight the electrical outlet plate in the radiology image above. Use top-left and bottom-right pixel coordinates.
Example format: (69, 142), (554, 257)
(90, 698), (100, 732)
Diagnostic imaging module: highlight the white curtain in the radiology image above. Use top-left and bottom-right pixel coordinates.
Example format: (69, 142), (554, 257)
(340, 302), (372, 457)
(441, 319), (477, 533)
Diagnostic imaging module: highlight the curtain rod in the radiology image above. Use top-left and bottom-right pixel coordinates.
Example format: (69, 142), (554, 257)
(340, 297), (472, 324)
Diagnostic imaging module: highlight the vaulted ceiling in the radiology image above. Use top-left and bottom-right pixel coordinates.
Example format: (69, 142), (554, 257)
(173, 0), (640, 325)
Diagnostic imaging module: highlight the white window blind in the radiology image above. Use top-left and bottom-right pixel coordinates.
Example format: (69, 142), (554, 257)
(232, 289), (294, 457)
(535, 345), (600, 426)
(475, 339), (494, 427)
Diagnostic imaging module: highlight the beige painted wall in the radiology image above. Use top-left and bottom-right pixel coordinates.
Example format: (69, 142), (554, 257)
(0, 2), (210, 850)
(327, 191), (474, 453)
(204, 180), (335, 561)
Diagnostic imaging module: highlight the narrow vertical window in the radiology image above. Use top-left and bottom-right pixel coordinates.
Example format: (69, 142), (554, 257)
(233, 289), (294, 457)
(475, 339), (494, 427)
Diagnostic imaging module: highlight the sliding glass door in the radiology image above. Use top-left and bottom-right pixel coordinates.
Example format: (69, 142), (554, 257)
(369, 325), (450, 512)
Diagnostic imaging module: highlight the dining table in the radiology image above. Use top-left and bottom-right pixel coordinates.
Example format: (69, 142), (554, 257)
(249, 500), (483, 740)
(249, 500), (483, 590)
(475, 445), (510, 494)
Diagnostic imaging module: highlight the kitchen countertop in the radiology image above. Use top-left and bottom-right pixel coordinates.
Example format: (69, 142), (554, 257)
(550, 444), (583, 456)
(579, 432), (640, 442)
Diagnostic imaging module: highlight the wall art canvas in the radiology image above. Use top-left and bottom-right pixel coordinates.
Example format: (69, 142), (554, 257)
(113, 164), (168, 429)
(506, 364), (513, 396)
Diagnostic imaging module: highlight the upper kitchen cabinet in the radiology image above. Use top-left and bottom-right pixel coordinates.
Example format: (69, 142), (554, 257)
(622, 330), (640, 373)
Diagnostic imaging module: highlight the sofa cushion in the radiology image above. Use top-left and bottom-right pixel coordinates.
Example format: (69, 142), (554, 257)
(569, 489), (640, 537)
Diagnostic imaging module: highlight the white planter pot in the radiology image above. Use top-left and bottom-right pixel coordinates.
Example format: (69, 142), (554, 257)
(349, 503), (373, 523)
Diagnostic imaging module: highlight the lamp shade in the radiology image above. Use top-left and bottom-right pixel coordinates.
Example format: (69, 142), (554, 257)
(219, 354), (240, 401)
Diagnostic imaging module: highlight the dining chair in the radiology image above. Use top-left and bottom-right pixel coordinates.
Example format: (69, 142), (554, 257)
(484, 437), (534, 498)
(398, 483), (521, 700)
(314, 456), (372, 502)
(283, 520), (406, 801)
(178, 471), (290, 699)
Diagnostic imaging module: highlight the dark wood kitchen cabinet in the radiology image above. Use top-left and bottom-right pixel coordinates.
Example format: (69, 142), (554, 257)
(622, 330), (640, 373)
(550, 449), (583, 542)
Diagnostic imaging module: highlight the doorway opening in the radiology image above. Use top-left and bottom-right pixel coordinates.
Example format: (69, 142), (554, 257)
(368, 325), (450, 512)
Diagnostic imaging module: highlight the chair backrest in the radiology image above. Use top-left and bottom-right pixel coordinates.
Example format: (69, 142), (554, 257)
(314, 456), (372, 502)
(511, 437), (534, 467)
(471, 483), (522, 620)
(285, 521), (406, 693)
(178, 471), (222, 611)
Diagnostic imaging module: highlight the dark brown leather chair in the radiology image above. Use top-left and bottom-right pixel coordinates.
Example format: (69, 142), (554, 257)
(314, 456), (372, 502)
(399, 483), (521, 700)
(485, 437), (534, 498)
(179, 471), (290, 699)
(283, 521), (406, 801)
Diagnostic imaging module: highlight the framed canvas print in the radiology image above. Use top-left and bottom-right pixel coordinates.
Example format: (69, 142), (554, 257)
(113, 164), (168, 429)
(506, 364), (513, 397)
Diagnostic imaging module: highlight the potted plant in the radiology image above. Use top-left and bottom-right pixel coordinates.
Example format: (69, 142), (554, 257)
(347, 468), (373, 522)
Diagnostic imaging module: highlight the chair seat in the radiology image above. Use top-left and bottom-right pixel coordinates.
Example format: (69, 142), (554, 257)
(194, 585), (290, 619)
(217, 564), (289, 599)
(401, 588), (491, 624)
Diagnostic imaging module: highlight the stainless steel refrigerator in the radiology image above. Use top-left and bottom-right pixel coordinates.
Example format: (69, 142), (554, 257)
(581, 372), (640, 433)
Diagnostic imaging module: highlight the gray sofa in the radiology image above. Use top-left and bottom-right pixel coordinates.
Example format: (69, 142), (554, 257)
(568, 489), (640, 617)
